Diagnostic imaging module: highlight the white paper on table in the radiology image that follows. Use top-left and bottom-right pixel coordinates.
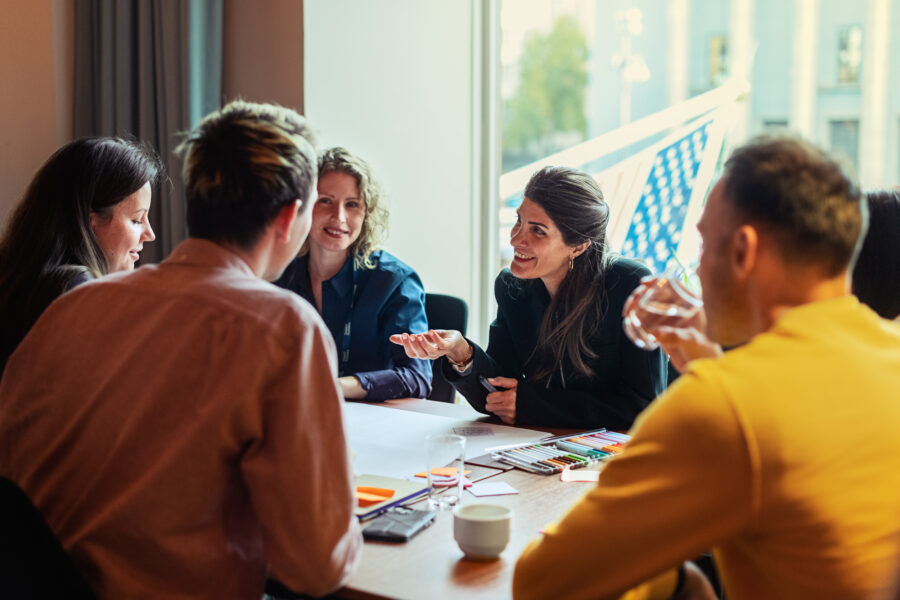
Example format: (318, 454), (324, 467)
(343, 402), (549, 479)
(467, 481), (519, 497)
(453, 425), (495, 436)
(559, 466), (602, 482)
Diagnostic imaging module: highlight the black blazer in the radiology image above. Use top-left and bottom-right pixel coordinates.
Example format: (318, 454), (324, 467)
(443, 258), (666, 429)
(0, 265), (92, 377)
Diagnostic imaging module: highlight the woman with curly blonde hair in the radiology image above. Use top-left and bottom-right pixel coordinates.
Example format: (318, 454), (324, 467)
(275, 147), (431, 400)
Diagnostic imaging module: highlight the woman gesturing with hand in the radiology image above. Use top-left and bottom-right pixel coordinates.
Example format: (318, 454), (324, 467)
(393, 167), (667, 429)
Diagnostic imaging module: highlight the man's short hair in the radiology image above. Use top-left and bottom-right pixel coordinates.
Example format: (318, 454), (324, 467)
(723, 134), (864, 276)
(177, 100), (318, 250)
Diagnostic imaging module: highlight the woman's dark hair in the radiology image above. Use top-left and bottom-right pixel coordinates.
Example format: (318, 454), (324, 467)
(0, 137), (161, 373)
(521, 166), (612, 382)
(852, 189), (900, 319)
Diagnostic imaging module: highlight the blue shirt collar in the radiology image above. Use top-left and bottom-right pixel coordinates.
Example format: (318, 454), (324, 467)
(324, 254), (355, 298)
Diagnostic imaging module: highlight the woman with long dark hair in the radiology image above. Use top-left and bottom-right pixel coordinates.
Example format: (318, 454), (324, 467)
(0, 137), (161, 375)
(393, 166), (666, 429)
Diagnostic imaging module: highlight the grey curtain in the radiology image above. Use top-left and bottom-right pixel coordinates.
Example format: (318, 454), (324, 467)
(73, 0), (223, 264)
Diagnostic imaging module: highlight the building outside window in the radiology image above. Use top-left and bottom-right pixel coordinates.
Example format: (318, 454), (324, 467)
(762, 118), (789, 131)
(837, 25), (863, 84)
(497, 0), (896, 275)
(709, 34), (729, 88)
(829, 119), (860, 175)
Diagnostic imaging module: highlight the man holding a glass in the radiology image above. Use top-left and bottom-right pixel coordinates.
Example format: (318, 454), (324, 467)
(513, 134), (900, 599)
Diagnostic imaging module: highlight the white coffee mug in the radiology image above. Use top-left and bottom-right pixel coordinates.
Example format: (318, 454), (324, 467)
(453, 503), (513, 560)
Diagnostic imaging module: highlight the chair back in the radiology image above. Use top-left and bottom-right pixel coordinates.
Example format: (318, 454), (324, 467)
(424, 293), (468, 403)
(0, 476), (96, 599)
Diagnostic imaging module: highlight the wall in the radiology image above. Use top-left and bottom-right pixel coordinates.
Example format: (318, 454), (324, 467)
(0, 0), (305, 227)
(751, 0), (792, 126)
(891, 2), (900, 184)
(0, 0), (73, 227)
(222, 0), (304, 110)
(304, 0), (485, 339)
(1, 1), (490, 339)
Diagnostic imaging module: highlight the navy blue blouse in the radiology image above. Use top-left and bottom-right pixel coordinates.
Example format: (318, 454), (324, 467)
(275, 250), (432, 401)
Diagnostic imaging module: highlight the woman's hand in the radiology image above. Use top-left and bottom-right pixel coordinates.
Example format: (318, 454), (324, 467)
(623, 276), (720, 372)
(484, 376), (518, 424)
(654, 326), (722, 373)
(389, 329), (471, 363)
(622, 276), (706, 332)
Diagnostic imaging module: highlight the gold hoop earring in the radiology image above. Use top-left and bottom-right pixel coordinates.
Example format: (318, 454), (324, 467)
(568, 257), (574, 271)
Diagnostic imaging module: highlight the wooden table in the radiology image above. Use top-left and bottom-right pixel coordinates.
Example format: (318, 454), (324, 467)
(336, 399), (601, 600)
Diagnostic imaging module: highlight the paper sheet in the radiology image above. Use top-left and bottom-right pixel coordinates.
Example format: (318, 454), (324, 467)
(344, 402), (549, 479)
(560, 466), (602, 482)
(467, 481), (519, 497)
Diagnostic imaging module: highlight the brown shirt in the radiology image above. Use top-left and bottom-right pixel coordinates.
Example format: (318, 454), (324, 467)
(0, 238), (361, 599)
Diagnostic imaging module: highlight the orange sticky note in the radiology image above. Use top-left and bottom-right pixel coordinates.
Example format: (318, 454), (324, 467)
(356, 486), (395, 507)
(414, 468), (472, 478)
(431, 467), (460, 477)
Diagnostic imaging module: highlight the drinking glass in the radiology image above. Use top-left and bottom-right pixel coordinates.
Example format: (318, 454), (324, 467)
(425, 433), (466, 510)
(622, 265), (703, 351)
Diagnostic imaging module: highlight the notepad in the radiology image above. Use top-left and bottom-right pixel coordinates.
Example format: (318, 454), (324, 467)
(355, 474), (429, 520)
(357, 486), (395, 507)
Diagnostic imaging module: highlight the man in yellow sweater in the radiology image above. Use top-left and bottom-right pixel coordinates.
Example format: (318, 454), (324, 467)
(513, 135), (900, 600)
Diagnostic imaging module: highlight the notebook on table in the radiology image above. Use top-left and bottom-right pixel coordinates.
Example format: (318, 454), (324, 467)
(355, 474), (429, 520)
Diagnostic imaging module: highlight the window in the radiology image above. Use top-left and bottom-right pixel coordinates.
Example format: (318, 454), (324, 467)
(762, 119), (789, 131)
(829, 119), (860, 175)
(837, 25), (863, 84)
(709, 35), (728, 88)
(496, 1), (895, 280)
(501, 2), (591, 174)
(499, 0), (595, 269)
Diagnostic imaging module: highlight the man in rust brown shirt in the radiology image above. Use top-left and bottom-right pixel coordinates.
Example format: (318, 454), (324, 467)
(0, 101), (361, 599)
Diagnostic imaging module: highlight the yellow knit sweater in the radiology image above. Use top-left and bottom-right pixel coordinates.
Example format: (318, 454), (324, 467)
(514, 296), (900, 600)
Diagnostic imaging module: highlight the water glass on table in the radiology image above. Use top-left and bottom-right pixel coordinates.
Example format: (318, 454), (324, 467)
(424, 433), (466, 510)
(623, 265), (703, 351)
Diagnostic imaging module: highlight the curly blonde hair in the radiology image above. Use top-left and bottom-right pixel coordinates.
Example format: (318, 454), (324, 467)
(304, 146), (388, 269)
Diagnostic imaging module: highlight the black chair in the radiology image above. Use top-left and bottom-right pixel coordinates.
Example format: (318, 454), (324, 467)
(0, 476), (96, 599)
(423, 293), (468, 403)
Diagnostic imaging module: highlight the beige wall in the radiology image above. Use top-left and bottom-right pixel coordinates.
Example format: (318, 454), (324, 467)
(304, 1), (487, 338)
(223, 0), (304, 111)
(0, 0), (73, 227)
(0, 0), (302, 229)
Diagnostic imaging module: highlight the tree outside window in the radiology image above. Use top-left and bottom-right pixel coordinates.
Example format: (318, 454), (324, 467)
(502, 14), (589, 173)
